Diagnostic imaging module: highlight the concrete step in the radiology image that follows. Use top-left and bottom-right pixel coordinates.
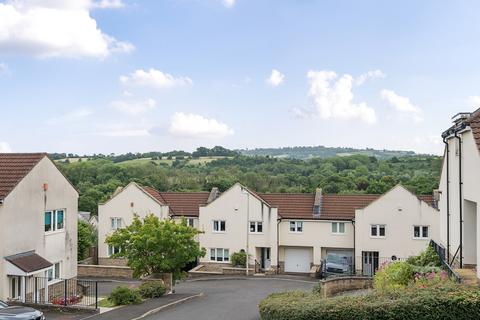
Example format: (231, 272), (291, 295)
(253, 273), (266, 277)
(454, 268), (479, 286)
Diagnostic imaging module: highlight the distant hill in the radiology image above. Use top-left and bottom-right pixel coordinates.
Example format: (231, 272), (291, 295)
(238, 146), (418, 160)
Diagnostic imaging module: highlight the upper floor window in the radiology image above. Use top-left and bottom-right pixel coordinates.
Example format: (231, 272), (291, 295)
(45, 210), (65, 233)
(213, 220), (226, 232)
(289, 221), (303, 233)
(250, 221), (263, 233)
(111, 217), (122, 230)
(331, 222), (345, 234)
(414, 226), (429, 239)
(187, 218), (195, 228)
(371, 224), (386, 238)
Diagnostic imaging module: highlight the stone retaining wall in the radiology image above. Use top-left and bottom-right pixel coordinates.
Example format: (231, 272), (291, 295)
(318, 276), (373, 298)
(97, 258), (128, 266)
(77, 264), (133, 278)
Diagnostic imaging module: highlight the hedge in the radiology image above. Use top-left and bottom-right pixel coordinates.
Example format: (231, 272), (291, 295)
(259, 285), (480, 320)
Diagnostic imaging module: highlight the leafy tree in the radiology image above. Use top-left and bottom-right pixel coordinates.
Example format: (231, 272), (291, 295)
(106, 215), (206, 279)
(78, 220), (95, 260)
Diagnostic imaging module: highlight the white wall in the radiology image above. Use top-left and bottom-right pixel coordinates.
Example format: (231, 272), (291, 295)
(0, 157), (78, 300)
(198, 184), (278, 267)
(355, 185), (439, 267)
(97, 183), (169, 259)
(278, 220), (354, 265)
(439, 130), (480, 276)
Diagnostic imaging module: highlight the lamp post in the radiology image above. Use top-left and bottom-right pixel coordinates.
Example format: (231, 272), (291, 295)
(242, 188), (250, 276)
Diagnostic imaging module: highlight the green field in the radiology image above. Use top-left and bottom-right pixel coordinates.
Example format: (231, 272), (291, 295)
(118, 156), (230, 166)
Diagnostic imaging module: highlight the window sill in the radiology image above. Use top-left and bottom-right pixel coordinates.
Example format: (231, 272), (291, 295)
(331, 232), (346, 236)
(44, 229), (65, 236)
(413, 237), (429, 240)
(370, 236), (386, 239)
(289, 231), (303, 234)
(249, 232), (264, 235)
(212, 231), (226, 234)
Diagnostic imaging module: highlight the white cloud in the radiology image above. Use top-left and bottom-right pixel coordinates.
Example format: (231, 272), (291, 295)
(168, 112), (234, 139)
(266, 69), (285, 87)
(120, 68), (193, 89)
(110, 98), (156, 115)
(355, 69), (385, 85)
(47, 108), (93, 124)
(0, 142), (12, 152)
(222, 0), (235, 8)
(92, 0), (124, 9)
(381, 89), (423, 122)
(0, 0), (134, 58)
(306, 70), (377, 124)
(466, 96), (480, 106)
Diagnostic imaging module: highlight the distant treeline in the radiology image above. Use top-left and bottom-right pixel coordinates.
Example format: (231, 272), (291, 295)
(238, 145), (418, 160)
(49, 146), (239, 163)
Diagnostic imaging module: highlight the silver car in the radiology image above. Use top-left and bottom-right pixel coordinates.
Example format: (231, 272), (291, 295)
(0, 300), (45, 320)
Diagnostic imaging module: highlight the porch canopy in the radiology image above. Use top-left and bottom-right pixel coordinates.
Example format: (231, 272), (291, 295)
(4, 251), (52, 276)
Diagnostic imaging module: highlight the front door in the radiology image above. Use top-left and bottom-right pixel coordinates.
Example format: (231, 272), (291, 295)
(362, 251), (379, 276)
(261, 248), (271, 270)
(9, 276), (22, 300)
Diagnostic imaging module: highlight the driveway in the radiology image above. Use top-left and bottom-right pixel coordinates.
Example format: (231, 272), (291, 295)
(142, 277), (316, 320)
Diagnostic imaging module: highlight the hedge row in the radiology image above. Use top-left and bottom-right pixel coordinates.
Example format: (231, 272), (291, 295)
(259, 285), (480, 320)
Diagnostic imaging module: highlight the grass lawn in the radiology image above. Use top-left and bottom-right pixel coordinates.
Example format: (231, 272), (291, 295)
(97, 298), (116, 308)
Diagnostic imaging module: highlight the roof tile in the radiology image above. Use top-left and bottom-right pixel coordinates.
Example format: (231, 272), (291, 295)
(0, 153), (46, 199)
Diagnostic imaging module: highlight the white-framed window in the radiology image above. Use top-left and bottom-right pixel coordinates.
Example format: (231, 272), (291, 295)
(414, 225), (429, 239)
(110, 217), (122, 230)
(250, 221), (263, 233)
(46, 262), (61, 282)
(289, 221), (303, 233)
(331, 222), (346, 234)
(210, 248), (229, 262)
(187, 218), (195, 228)
(371, 224), (386, 238)
(108, 245), (121, 257)
(213, 220), (226, 232)
(45, 210), (65, 233)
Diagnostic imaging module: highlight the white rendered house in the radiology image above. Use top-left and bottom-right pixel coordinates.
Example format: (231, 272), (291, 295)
(0, 153), (78, 301)
(439, 109), (480, 278)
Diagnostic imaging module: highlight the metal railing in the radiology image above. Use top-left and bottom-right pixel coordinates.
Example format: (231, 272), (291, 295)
(19, 277), (99, 309)
(321, 256), (407, 279)
(429, 240), (461, 283)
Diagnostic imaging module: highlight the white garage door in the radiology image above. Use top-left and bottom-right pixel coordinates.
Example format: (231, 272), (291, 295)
(284, 248), (311, 273)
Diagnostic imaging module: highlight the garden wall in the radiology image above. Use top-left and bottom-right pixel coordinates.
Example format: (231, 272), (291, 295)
(318, 276), (373, 298)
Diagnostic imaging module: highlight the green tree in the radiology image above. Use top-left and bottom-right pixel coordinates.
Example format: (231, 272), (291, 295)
(78, 220), (95, 260)
(106, 215), (205, 279)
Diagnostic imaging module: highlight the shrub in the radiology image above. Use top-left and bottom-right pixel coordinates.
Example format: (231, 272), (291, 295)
(109, 286), (142, 305)
(231, 251), (247, 267)
(406, 246), (441, 267)
(374, 261), (413, 291)
(138, 281), (166, 298)
(259, 284), (480, 320)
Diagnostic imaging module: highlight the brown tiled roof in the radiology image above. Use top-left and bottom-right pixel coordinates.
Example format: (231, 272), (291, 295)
(261, 193), (380, 220)
(418, 195), (435, 206)
(259, 193), (315, 219)
(5, 251), (52, 273)
(141, 186), (167, 205)
(320, 194), (380, 220)
(0, 153), (46, 200)
(159, 192), (210, 217)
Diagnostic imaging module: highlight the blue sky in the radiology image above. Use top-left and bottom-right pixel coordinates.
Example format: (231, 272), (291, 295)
(0, 0), (479, 155)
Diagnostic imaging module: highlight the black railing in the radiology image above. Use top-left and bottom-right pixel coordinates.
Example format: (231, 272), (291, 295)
(20, 277), (98, 309)
(429, 240), (461, 283)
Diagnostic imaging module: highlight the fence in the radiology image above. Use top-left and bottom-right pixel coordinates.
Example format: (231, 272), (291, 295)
(23, 277), (98, 309)
(429, 240), (461, 283)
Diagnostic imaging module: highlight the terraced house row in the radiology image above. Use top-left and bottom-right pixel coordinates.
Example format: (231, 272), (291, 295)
(98, 182), (439, 276)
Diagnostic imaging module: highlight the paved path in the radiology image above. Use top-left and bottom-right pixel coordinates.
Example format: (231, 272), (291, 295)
(142, 278), (315, 320)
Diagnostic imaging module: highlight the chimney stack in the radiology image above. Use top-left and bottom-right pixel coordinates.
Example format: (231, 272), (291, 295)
(207, 187), (220, 203)
(313, 188), (322, 217)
